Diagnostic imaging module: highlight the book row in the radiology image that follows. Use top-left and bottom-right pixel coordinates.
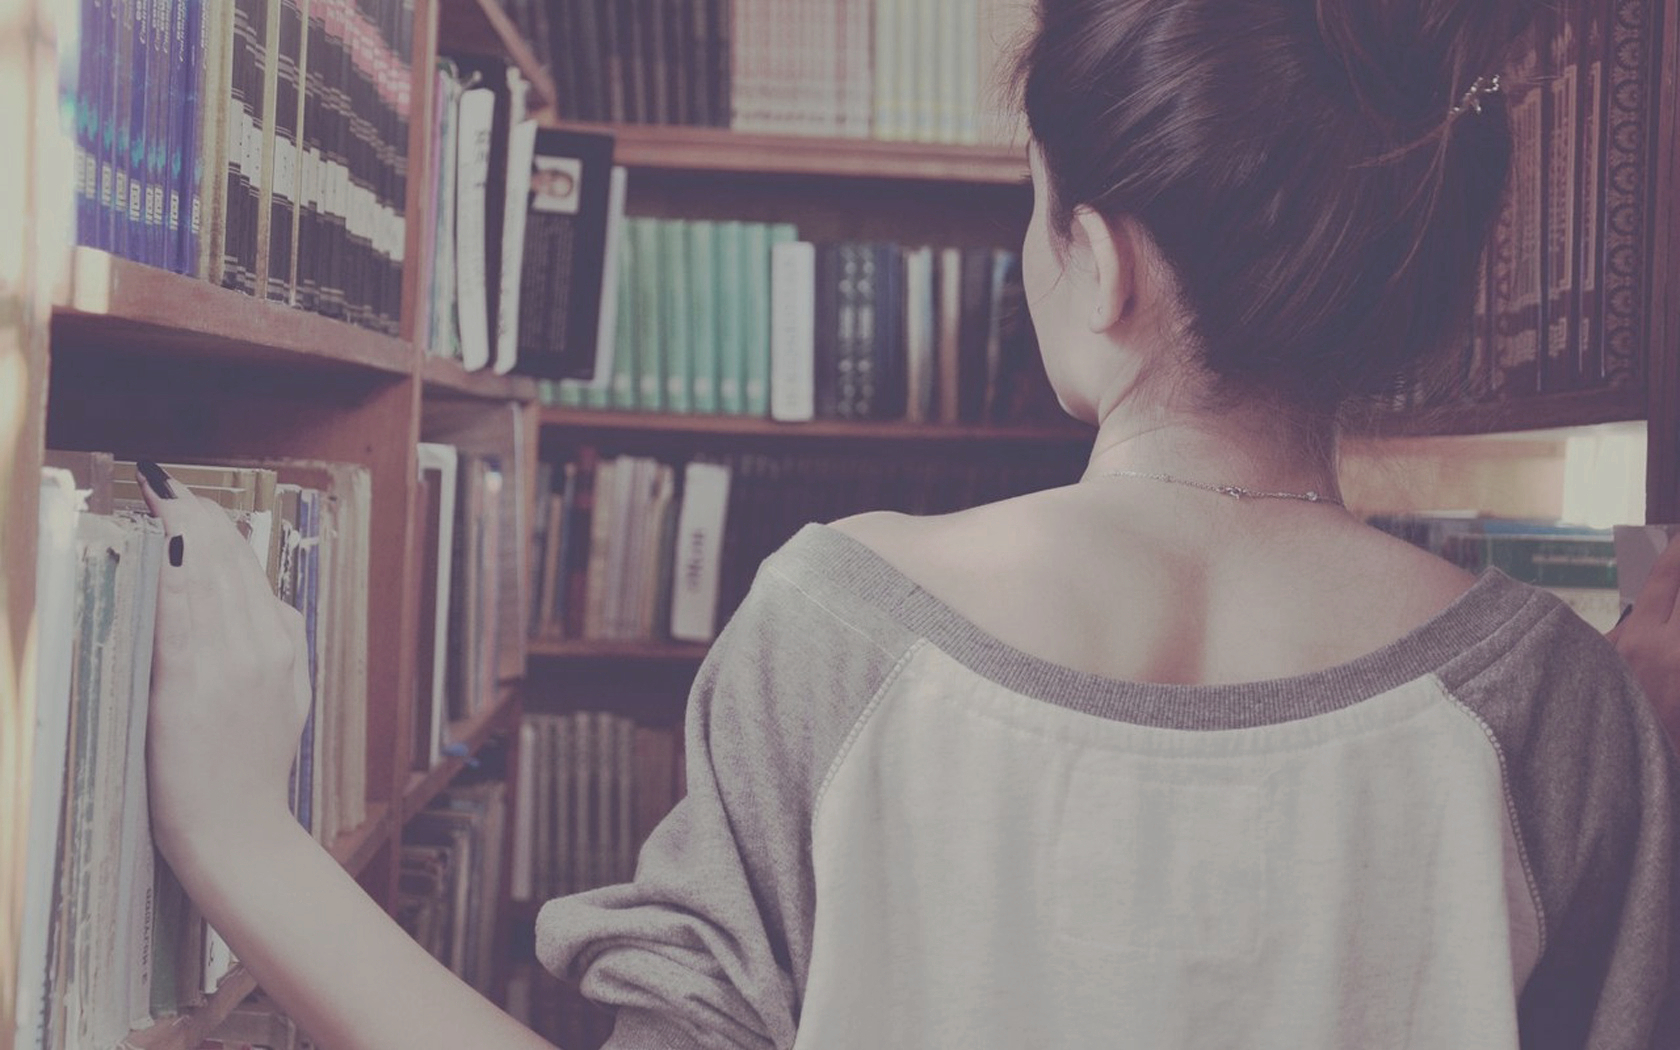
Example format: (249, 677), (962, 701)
(420, 56), (619, 381)
(397, 779), (511, 996)
(18, 454), (370, 1050)
(195, 997), (320, 1049)
(413, 418), (530, 770)
(1417, 0), (1654, 408)
(538, 218), (1059, 427)
(510, 712), (686, 903)
(1367, 513), (1619, 630)
(511, 0), (1031, 144)
(530, 446), (1081, 644)
(65, 0), (414, 332)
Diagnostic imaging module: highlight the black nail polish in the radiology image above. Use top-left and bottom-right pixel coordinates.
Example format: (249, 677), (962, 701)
(169, 535), (184, 567)
(137, 461), (177, 499)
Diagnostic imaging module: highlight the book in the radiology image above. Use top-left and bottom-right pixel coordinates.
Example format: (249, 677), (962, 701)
(453, 82), (496, 371)
(509, 129), (616, 380)
(770, 238), (817, 422)
(669, 460), (731, 641)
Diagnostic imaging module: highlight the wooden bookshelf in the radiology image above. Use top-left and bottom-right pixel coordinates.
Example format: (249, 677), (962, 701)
(539, 407), (1093, 445)
(545, 121), (1029, 184)
(122, 969), (262, 1050)
(53, 249), (416, 377)
(1362, 385), (1648, 439)
(422, 354), (542, 402)
(527, 638), (712, 663)
(436, 0), (558, 115)
(402, 687), (523, 821)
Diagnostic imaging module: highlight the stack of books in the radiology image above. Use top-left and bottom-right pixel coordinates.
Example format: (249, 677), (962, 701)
(509, 711), (684, 902)
(538, 0), (1034, 145)
(414, 437), (526, 769)
(541, 218), (1058, 427)
(18, 454), (370, 1050)
(397, 780), (511, 995)
(420, 55), (623, 381)
(1367, 513), (1620, 629)
(530, 445), (1080, 645)
(65, 0), (414, 332)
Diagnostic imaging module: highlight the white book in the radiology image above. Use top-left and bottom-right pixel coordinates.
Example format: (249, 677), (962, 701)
(430, 71), (464, 358)
(14, 472), (83, 1050)
(904, 246), (936, 423)
(669, 461), (732, 642)
(454, 86), (497, 371)
(591, 166), (628, 388)
(493, 118), (540, 375)
(118, 515), (164, 1030)
(418, 443), (460, 766)
(770, 240), (817, 422)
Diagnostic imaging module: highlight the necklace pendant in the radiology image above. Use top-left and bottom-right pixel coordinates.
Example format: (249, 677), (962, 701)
(1218, 485), (1244, 498)
(1305, 491), (1320, 502)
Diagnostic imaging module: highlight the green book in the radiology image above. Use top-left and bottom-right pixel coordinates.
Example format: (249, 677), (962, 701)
(744, 223), (797, 417)
(631, 218), (665, 411)
(687, 222), (719, 414)
(608, 221), (639, 410)
(660, 220), (693, 414)
(715, 221), (745, 415)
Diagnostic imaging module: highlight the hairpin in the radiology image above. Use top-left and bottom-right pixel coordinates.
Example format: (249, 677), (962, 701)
(1449, 74), (1502, 117)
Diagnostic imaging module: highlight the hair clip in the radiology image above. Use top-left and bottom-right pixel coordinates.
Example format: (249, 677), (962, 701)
(1449, 74), (1502, 117)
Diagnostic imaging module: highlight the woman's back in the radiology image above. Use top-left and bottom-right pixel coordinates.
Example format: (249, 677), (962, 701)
(832, 483), (1477, 688)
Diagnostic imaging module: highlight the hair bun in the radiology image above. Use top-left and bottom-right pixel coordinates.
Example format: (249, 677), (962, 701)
(1313, 0), (1540, 129)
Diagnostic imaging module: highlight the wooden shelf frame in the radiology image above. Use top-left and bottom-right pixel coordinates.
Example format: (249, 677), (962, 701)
(546, 121), (1030, 184)
(402, 687), (524, 822)
(528, 638), (712, 662)
(421, 354), (542, 402)
(538, 407), (1095, 445)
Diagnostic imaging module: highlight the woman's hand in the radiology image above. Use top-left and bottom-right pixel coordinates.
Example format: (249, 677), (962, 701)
(138, 463), (312, 860)
(1608, 529), (1680, 753)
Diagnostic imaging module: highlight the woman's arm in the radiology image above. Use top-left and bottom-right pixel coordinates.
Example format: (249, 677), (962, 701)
(139, 469), (553, 1050)
(1609, 531), (1680, 752)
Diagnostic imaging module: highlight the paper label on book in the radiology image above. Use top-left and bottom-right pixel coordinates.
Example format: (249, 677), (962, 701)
(273, 138), (300, 203)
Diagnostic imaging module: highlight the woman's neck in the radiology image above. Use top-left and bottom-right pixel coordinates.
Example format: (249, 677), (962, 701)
(1079, 394), (1341, 504)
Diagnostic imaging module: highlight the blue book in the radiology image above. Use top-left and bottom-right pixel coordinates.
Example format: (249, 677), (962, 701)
(125, 0), (149, 261)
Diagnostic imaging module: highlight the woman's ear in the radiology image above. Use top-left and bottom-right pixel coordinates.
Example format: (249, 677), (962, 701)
(1071, 207), (1137, 334)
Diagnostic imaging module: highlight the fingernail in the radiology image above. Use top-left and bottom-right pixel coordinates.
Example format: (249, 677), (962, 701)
(169, 535), (184, 567)
(137, 461), (177, 499)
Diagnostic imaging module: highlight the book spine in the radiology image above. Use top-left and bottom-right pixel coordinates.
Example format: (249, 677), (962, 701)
(936, 245), (962, 422)
(101, 0), (123, 251)
(740, 222), (770, 415)
(453, 85), (495, 370)
(632, 218), (666, 409)
(688, 221), (719, 413)
(873, 242), (904, 419)
(622, 0), (646, 123)
(850, 243), (878, 418)
(75, 0), (105, 249)
(572, 0), (604, 121)
(495, 118), (538, 374)
(600, 0), (626, 122)
(265, 0), (303, 301)
(662, 220), (694, 412)
(769, 238), (816, 422)
(144, 0), (169, 264)
(811, 242), (839, 418)
(708, 0), (729, 128)
(112, 0), (136, 257)
(715, 221), (745, 414)
(1598, 0), (1653, 385)
(1540, 4), (1579, 390)
(163, 0), (188, 270)
(1575, 0), (1606, 382)
(608, 220), (639, 409)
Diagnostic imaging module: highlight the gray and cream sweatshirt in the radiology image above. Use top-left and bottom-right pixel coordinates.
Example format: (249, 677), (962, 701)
(536, 524), (1680, 1049)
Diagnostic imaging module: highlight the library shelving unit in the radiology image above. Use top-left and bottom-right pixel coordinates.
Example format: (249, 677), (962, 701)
(1, 0), (539, 1041)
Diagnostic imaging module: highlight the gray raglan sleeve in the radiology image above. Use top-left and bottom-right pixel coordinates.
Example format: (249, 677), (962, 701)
(1446, 593), (1680, 1049)
(534, 557), (911, 1050)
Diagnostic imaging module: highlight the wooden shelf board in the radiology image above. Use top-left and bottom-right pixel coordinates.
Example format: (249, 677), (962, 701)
(53, 249), (415, 376)
(421, 354), (541, 401)
(121, 968), (259, 1050)
(1361, 385), (1646, 438)
(528, 638), (712, 662)
(546, 121), (1030, 184)
(402, 689), (522, 820)
(538, 407), (1094, 444)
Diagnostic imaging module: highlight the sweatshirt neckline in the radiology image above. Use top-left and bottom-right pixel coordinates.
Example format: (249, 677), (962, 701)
(781, 523), (1545, 730)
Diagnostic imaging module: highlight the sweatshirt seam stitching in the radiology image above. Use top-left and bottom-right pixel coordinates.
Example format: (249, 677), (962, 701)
(1442, 682), (1550, 961)
(811, 639), (926, 825)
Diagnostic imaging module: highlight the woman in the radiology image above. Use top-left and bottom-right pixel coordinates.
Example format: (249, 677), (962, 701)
(139, 0), (1680, 1046)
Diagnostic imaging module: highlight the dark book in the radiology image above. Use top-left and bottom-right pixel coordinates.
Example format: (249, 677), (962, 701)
(265, 0), (303, 302)
(812, 242), (840, 418)
(621, 0), (647, 123)
(1540, 2), (1581, 391)
(957, 247), (995, 423)
(512, 128), (616, 380)
(643, 0), (667, 124)
(599, 0), (626, 122)
(688, 0), (712, 126)
(846, 243), (878, 418)
(872, 243), (906, 420)
(572, 0), (605, 122)
(1574, 0), (1609, 382)
(221, 0), (266, 294)
(707, 0), (730, 127)
(667, 0), (692, 125)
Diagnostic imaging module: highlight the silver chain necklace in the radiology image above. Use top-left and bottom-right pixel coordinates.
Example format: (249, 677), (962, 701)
(1095, 469), (1345, 507)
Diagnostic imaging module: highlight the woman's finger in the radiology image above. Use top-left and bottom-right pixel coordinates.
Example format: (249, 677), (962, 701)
(1628, 531), (1680, 629)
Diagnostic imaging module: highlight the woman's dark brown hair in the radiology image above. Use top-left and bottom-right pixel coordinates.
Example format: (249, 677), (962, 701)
(1019, 0), (1539, 416)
